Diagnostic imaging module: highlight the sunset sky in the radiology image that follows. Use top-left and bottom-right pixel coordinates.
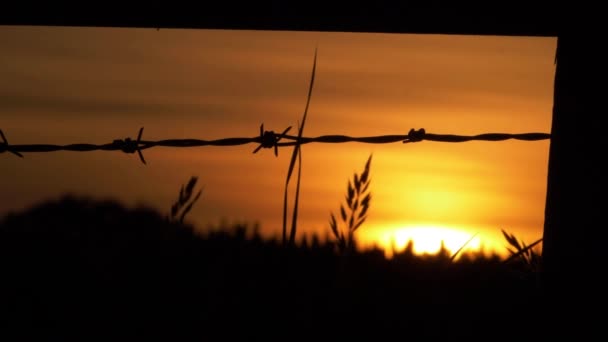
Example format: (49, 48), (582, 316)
(0, 26), (557, 256)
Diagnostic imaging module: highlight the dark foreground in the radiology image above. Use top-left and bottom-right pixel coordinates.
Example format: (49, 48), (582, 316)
(0, 196), (554, 340)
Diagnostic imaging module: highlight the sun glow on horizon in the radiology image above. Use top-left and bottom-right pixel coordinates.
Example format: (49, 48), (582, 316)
(358, 224), (507, 259)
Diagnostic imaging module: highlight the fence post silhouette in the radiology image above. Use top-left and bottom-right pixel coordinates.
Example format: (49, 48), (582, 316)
(542, 32), (604, 332)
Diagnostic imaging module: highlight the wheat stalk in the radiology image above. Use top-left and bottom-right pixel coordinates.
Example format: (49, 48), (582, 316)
(501, 229), (542, 269)
(169, 176), (203, 224)
(329, 154), (372, 253)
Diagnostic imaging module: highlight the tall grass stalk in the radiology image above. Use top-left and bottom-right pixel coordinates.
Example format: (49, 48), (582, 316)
(168, 176), (203, 224)
(449, 232), (479, 262)
(282, 48), (317, 246)
(329, 154), (372, 253)
(501, 229), (542, 273)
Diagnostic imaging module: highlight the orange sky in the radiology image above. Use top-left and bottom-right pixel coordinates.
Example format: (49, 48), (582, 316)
(0, 26), (557, 256)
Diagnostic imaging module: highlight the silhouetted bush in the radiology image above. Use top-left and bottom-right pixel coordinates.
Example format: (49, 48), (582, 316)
(0, 196), (542, 340)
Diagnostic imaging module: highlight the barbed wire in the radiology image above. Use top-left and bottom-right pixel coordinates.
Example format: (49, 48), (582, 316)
(0, 126), (551, 165)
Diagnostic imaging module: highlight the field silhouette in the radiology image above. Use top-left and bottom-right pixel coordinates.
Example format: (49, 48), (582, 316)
(1, 195), (544, 340)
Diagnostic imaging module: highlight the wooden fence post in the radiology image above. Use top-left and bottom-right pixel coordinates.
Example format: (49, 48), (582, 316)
(542, 32), (605, 330)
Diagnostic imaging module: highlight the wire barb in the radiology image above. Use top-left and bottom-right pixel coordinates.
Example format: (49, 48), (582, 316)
(0, 129), (24, 158)
(404, 128), (426, 143)
(111, 127), (146, 164)
(252, 124), (292, 157)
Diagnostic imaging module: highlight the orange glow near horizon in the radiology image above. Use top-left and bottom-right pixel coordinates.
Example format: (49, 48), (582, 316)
(357, 223), (508, 259)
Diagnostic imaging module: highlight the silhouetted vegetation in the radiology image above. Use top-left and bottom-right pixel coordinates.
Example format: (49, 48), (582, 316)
(329, 154), (372, 254)
(0, 195), (545, 340)
(168, 176), (203, 224)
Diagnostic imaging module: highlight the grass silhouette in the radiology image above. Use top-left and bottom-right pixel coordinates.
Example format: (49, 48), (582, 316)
(0, 190), (544, 340)
(329, 154), (372, 254)
(282, 48), (317, 247)
(168, 176), (203, 224)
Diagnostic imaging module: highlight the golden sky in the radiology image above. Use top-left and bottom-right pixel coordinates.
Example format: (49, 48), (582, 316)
(0, 26), (556, 256)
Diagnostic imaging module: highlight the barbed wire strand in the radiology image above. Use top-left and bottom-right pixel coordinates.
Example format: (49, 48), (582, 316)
(0, 127), (551, 164)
